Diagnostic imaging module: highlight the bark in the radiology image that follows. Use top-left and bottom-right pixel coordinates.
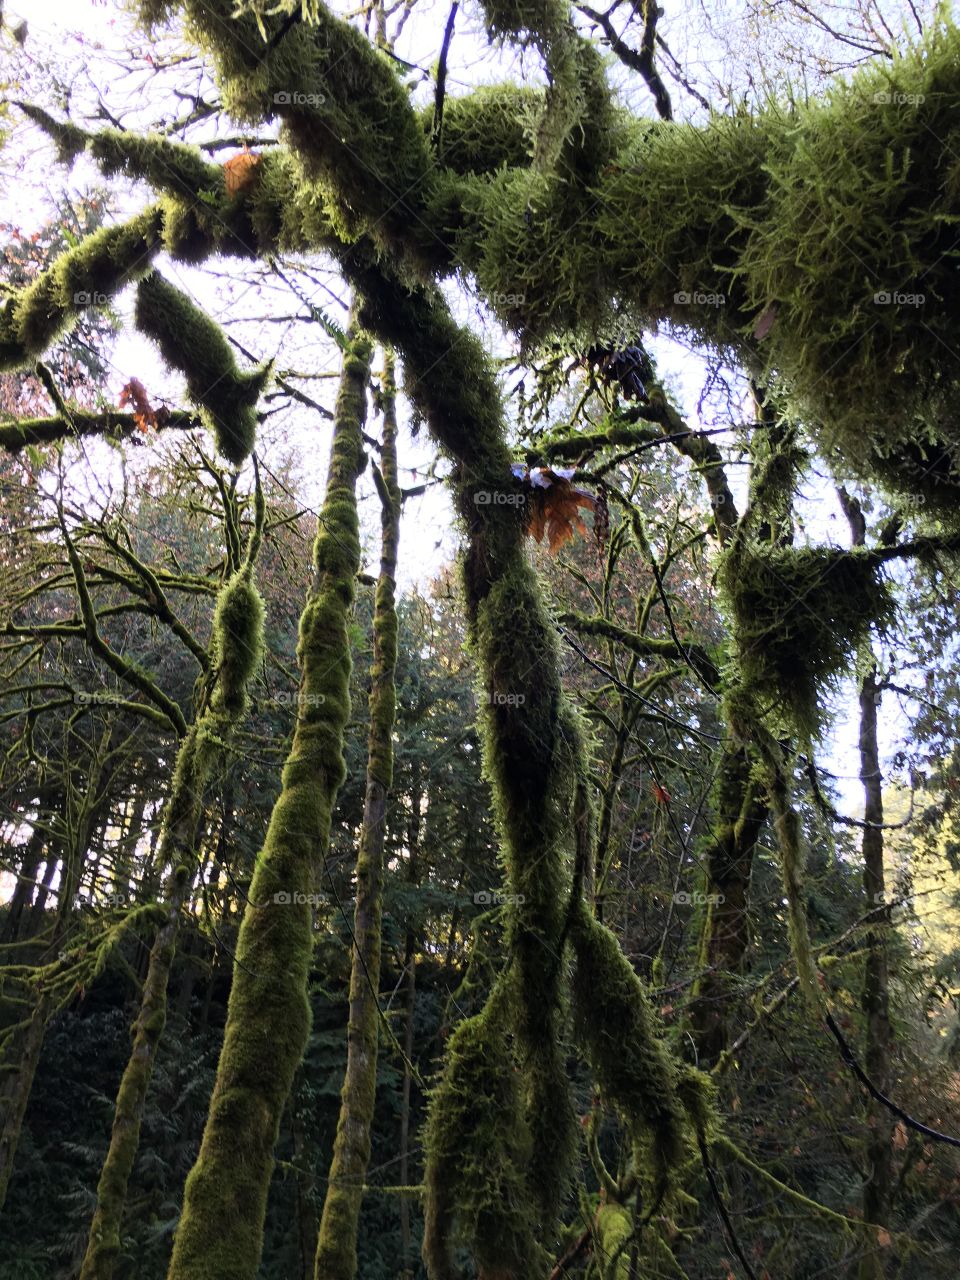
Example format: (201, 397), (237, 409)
(856, 668), (894, 1280)
(688, 742), (768, 1065)
(314, 351), (402, 1280)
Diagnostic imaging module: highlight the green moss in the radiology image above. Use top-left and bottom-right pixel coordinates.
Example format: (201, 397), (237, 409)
(422, 985), (547, 1280)
(166, 328), (371, 1280)
(426, 84), (540, 173)
(135, 271), (270, 465)
(211, 569), (265, 715)
(721, 544), (894, 735)
(1, 209), (164, 370)
(571, 904), (690, 1201)
(80, 536), (266, 1280)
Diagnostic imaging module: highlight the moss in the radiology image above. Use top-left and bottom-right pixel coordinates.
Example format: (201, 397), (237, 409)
(210, 569), (265, 715)
(427, 85), (541, 173)
(570, 904), (690, 1201)
(135, 271), (270, 465)
(595, 1201), (633, 1279)
(1, 209), (164, 370)
(313, 353), (400, 1280)
(166, 328), (371, 1280)
(163, 0), (439, 265)
(721, 544), (894, 736)
(422, 985), (547, 1280)
(80, 542), (266, 1280)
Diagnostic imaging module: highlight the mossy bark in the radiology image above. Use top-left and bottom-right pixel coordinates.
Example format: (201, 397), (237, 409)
(314, 353), (401, 1280)
(80, 552), (266, 1280)
(164, 323), (371, 1280)
(688, 742), (768, 1065)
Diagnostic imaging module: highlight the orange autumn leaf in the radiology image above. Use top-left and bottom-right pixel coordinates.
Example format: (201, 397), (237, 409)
(118, 378), (168, 434)
(526, 476), (595, 553)
(876, 1228), (893, 1248)
(224, 149), (263, 197)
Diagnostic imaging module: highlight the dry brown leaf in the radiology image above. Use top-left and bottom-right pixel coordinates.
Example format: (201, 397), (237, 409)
(224, 149), (263, 197)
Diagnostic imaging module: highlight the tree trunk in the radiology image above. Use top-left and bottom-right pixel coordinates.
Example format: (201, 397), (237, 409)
(856, 668), (894, 1280)
(164, 322), (372, 1280)
(689, 742), (768, 1064)
(315, 351), (402, 1280)
(79, 524), (266, 1280)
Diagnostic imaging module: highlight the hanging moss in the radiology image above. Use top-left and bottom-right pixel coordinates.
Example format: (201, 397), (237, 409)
(0, 209), (164, 371)
(721, 544), (894, 736)
(210, 568), (265, 714)
(422, 984), (547, 1280)
(135, 271), (269, 465)
(570, 903), (692, 1201)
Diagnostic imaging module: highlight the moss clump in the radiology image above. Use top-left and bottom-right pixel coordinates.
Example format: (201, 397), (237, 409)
(210, 568), (265, 715)
(135, 271), (269, 465)
(1, 209), (164, 370)
(722, 544), (894, 735)
(422, 987), (547, 1280)
(571, 904), (690, 1201)
(426, 84), (541, 173)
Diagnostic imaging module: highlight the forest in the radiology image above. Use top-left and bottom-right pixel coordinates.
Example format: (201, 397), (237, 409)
(1, 0), (960, 1276)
